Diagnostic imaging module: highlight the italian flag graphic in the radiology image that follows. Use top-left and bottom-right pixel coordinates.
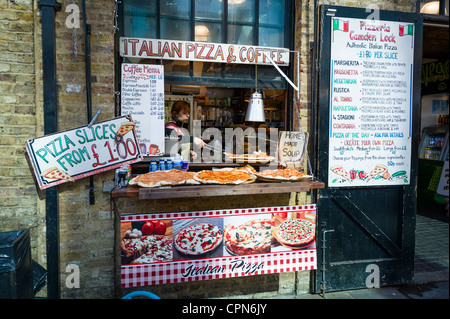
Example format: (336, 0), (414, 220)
(399, 24), (414, 36)
(333, 19), (349, 32)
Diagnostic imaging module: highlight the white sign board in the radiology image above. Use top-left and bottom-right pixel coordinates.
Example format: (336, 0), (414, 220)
(26, 115), (143, 190)
(278, 131), (308, 165)
(328, 18), (414, 187)
(121, 64), (165, 156)
(120, 37), (290, 66)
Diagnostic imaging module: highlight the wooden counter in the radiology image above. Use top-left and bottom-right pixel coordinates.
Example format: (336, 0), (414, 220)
(112, 180), (325, 200)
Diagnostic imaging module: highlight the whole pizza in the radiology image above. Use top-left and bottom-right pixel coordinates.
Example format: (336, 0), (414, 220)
(174, 223), (223, 255)
(194, 168), (256, 185)
(224, 219), (275, 255)
(254, 168), (310, 182)
(275, 219), (315, 247)
(129, 169), (199, 188)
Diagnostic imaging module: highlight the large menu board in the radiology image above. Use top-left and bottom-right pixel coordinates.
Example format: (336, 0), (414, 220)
(121, 64), (165, 156)
(328, 18), (415, 187)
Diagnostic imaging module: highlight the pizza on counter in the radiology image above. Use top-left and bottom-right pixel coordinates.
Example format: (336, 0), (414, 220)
(224, 219), (275, 255)
(253, 168), (310, 181)
(224, 151), (275, 163)
(174, 223), (223, 256)
(129, 169), (200, 188)
(194, 168), (256, 185)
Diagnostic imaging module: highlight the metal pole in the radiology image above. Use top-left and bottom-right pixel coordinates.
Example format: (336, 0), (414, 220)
(81, 0), (95, 204)
(37, 0), (61, 299)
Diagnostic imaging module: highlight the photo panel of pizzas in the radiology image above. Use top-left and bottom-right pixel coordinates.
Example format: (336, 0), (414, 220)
(272, 210), (316, 251)
(120, 219), (173, 265)
(223, 212), (315, 256)
(172, 218), (224, 260)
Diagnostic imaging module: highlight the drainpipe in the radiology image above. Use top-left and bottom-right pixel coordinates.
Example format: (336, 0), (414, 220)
(37, 0), (61, 299)
(81, 0), (95, 204)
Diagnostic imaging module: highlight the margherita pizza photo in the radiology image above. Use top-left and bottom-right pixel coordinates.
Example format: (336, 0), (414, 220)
(174, 222), (223, 256)
(274, 218), (315, 248)
(194, 168), (256, 185)
(129, 169), (199, 188)
(224, 218), (275, 255)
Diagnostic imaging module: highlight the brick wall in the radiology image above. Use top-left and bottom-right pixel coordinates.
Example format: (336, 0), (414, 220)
(0, 0), (45, 275)
(49, 0), (116, 298)
(0, 0), (416, 299)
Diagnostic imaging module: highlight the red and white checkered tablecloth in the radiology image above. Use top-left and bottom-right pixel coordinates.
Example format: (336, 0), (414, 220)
(121, 249), (316, 287)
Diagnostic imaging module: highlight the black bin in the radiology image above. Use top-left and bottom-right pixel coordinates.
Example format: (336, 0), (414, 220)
(0, 229), (34, 299)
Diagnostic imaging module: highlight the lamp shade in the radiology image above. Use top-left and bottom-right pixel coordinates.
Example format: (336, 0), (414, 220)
(245, 92), (265, 122)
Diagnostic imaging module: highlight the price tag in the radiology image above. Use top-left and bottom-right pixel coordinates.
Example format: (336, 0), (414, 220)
(26, 115), (143, 189)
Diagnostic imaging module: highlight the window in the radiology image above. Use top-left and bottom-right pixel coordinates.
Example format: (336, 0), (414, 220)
(119, 0), (293, 89)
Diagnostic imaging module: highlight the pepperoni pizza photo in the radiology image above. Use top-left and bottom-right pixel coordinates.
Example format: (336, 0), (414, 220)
(274, 218), (315, 249)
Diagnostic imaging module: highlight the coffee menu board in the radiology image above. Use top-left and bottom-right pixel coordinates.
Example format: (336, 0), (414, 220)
(121, 64), (165, 156)
(121, 205), (317, 287)
(328, 18), (415, 187)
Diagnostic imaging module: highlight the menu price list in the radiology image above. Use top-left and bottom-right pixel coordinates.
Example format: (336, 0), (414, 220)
(121, 64), (165, 156)
(328, 18), (414, 187)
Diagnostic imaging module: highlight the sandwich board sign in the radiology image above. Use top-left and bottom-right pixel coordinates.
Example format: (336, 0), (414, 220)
(26, 115), (143, 190)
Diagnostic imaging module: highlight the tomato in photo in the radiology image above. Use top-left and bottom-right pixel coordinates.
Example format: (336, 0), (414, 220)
(153, 221), (167, 235)
(141, 221), (154, 235)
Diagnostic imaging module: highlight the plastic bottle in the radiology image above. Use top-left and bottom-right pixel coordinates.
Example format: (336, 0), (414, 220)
(173, 154), (182, 170)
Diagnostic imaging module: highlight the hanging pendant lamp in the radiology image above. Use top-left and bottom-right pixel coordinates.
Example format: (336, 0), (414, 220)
(245, 64), (266, 122)
(245, 91), (265, 122)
